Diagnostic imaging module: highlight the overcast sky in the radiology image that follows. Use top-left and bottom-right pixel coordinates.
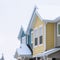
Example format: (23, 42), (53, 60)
(0, 0), (60, 60)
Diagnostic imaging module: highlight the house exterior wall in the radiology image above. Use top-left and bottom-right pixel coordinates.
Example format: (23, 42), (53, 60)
(55, 21), (60, 47)
(46, 23), (54, 50)
(32, 16), (45, 56)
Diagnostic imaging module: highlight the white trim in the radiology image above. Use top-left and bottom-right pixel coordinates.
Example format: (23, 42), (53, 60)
(38, 25), (43, 45)
(44, 23), (46, 51)
(35, 10), (43, 22)
(33, 24), (44, 48)
(57, 22), (60, 37)
(54, 24), (56, 47)
(34, 45), (38, 48)
(34, 37), (38, 48)
(39, 44), (43, 46)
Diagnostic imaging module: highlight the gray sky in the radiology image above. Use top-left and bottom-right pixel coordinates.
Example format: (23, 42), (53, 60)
(0, 0), (60, 60)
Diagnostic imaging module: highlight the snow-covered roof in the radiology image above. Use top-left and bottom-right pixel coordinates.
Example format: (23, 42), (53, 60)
(36, 8), (60, 23)
(15, 44), (31, 58)
(26, 6), (60, 34)
(34, 48), (60, 57)
(36, 4), (60, 20)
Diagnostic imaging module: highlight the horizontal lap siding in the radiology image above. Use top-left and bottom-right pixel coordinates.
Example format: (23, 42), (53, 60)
(46, 23), (54, 50)
(33, 45), (44, 55)
(33, 16), (44, 56)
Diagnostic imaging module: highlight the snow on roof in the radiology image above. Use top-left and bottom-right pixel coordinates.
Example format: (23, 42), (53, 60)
(16, 44), (31, 56)
(36, 4), (60, 20)
(35, 6), (60, 23)
(34, 48), (60, 57)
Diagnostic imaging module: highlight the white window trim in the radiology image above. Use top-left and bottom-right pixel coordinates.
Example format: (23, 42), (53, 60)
(57, 22), (60, 37)
(39, 44), (43, 46)
(33, 28), (38, 48)
(33, 24), (43, 48)
(34, 37), (38, 48)
(38, 36), (43, 45)
(38, 25), (43, 45)
(44, 23), (46, 51)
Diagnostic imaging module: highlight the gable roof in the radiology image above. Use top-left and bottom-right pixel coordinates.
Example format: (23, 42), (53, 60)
(26, 6), (60, 34)
(26, 6), (45, 34)
(18, 26), (26, 40)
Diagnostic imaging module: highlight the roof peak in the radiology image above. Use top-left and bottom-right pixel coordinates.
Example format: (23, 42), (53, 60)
(18, 25), (26, 40)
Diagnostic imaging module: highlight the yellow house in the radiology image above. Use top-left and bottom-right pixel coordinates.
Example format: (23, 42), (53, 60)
(15, 6), (60, 60)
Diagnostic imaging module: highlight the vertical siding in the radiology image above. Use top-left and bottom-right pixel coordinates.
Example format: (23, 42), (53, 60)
(46, 23), (54, 50)
(33, 16), (44, 56)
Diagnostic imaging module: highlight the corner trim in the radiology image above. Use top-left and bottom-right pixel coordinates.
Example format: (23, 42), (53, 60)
(44, 23), (47, 51)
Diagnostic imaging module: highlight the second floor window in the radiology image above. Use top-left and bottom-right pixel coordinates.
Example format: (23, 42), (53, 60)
(34, 28), (38, 46)
(39, 26), (43, 44)
(35, 38), (38, 46)
(57, 22), (60, 36)
(39, 36), (43, 44)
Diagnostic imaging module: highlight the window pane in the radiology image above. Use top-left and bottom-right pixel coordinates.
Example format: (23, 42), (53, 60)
(35, 38), (38, 46)
(34, 29), (38, 38)
(58, 24), (60, 34)
(39, 26), (43, 36)
(39, 36), (42, 44)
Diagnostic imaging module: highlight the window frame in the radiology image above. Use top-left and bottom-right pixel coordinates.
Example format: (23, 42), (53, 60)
(33, 28), (38, 47)
(57, 22), (60, 37)
(39, 36), (43, 44)
(38, 25), (43, 45)
(34, 37), (38, 46)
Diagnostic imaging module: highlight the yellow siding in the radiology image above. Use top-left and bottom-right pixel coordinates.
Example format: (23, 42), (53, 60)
(46, 23), (54, 50)
(33, 16), (44, 29)
(33, 16), (44, 56)
(33, 45), (44, 55)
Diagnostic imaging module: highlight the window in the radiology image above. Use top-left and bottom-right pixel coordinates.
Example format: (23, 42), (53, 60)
(39, 26), (43, 44)
(35, 38), (38, 46)
(39, 36), (43, 44)
(57, 23), (60, 36)
(34, 29), (38, 46)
